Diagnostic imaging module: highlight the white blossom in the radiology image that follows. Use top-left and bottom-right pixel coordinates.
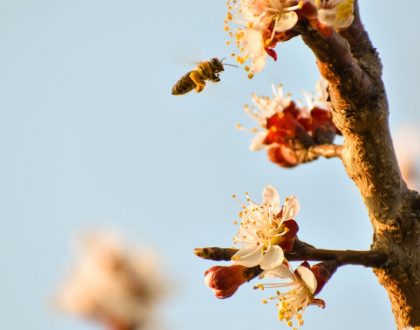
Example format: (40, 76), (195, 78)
(315, 0), (354, 30)
(232, 186), (300, 270)
(225, 0), (303, 75)
(257, 263), (323, 328)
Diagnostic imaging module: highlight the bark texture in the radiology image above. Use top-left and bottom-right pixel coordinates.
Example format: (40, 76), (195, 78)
(300, 3), (420, 328)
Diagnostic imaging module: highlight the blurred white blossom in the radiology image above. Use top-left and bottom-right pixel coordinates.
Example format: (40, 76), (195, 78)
(394, 125), (420, 190)
(55, 231), (166, 330)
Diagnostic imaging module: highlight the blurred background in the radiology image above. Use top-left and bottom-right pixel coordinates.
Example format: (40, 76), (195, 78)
(0, 0), (419, 329)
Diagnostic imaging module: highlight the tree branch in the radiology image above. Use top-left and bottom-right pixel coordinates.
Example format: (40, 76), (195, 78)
(307, 144), (343, 160)
(294, 1), (420, 327)
(194, 240), (387, 268)
(339, 2), (380, 68)
(299, 29), (373, 105)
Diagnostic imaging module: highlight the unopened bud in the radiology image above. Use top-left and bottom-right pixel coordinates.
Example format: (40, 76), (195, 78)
(310, 107), (339, 144)
(204, 265), (248, 299)
(267, 145), (299, 168)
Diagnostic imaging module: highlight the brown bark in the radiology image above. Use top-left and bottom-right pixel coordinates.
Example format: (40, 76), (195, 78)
(299, 2), (420, 328)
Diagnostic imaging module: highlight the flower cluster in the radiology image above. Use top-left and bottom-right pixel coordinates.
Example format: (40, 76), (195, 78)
(241, 80), (340, 167)
(200, 0), (353, 327)
(224, 0), (303, 77)
(204, 186), (330, 328)
(55, 232), (165, 330)
(224, 0), (354, 75)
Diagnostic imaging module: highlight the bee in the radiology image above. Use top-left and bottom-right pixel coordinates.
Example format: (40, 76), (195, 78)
(171, 58), (236, 95)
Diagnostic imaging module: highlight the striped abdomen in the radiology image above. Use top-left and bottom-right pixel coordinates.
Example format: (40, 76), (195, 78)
(171, 72), (196, 95)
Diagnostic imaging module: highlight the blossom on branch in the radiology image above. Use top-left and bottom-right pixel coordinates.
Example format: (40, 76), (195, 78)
(224, 0), (355, 76)
(232, 185), (300, 270)
(314, 0), (354, 30)
(256, 262), (326, 328)
(240, 81), (341, 167)
(224, 0), (303, 76)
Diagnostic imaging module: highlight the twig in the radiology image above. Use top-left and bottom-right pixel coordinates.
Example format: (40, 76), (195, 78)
(307, 144), (343, 159)
(195, 240), (387, 268)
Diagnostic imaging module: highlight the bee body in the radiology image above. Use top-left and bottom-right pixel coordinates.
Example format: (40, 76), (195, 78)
(172, 58), (225, 95)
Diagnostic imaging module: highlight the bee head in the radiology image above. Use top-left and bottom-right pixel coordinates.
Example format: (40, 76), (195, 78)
(209, 58), (225, 73)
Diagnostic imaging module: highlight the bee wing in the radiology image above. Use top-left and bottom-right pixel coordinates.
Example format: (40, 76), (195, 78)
(170, 39), (203, 66)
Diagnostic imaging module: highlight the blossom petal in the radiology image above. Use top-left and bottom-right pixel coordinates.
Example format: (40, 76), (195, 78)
(274, 11), (298, 32)
(250, 53), (267, 73)
(260, 245), (284, 270)
(263, 185), (280, 212)
(232, 244), (262, 267)
(282, 195), (300, 220)
(297, 265), (317, 294)
(317, 0), (354, 30)
(317, 8), (337, 27)
(260, 264), (293, 279)
(244, 29), (264, 53)
(335, 14), (354, 29)
(249, 132), (267, 151)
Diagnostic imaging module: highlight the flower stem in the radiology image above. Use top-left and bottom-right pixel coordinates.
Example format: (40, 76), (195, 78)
(307, 144), (343, 159)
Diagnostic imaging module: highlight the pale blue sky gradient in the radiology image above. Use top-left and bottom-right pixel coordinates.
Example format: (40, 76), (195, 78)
(0, 1), (419, 329)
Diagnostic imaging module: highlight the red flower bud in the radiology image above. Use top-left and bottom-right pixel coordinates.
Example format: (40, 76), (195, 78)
(267, 145), (299, 168)
(310, 107), (339, 144)
(204, 265), (248, 299)
(265, 112), (307, 145)
(282, 101), (301, 119)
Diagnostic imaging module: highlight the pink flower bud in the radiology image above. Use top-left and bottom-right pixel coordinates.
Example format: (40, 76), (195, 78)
(204, 265), (248, 299)
(267, 145), (300, 168)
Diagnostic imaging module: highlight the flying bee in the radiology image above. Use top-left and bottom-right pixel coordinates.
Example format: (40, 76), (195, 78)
(171, 58), (237, 95)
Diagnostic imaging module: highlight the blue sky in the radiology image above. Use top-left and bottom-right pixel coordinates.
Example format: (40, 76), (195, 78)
(0, 1), (418, 329)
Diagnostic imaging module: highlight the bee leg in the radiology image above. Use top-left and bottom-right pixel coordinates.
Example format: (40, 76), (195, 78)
(209, 73), (220, 82)
(189, 71), (206, 93)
